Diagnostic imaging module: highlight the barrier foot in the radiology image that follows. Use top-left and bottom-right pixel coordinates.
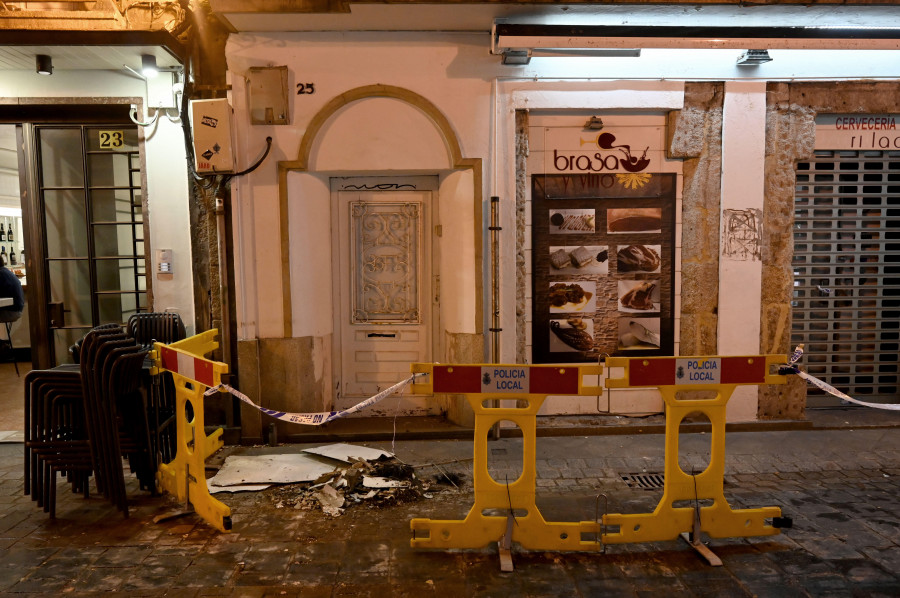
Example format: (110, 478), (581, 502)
(682, 509), (721, 566)
(680, 532), (722, 566)
(498, 511), (516, 572)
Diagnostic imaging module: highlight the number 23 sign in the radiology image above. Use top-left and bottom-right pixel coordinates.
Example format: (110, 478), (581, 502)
(98, 130), (124, 149)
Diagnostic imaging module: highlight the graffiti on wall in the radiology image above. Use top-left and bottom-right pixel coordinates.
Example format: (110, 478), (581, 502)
(722, 208), (763, 261)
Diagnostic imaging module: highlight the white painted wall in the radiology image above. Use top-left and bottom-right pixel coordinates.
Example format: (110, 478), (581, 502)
(720, 81), (768, 422)
(227, 33), (494, 341)
(0, 68), (195, 333)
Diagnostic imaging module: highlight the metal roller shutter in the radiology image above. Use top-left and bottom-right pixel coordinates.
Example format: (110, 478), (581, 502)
(792, 150), (900, 406)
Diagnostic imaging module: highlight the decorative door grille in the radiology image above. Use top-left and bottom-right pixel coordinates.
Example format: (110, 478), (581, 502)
(350, 201), (421, 324)
(792, 150), (900, 404)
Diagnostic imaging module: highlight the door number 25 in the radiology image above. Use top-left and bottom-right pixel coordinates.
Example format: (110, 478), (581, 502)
(296, 83), (316, 95)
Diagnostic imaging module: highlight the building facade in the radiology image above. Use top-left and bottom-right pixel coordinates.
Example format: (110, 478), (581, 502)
(3, 2), (899, 442)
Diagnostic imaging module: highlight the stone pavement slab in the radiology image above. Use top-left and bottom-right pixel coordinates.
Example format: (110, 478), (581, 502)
(1, 427), (899, 596)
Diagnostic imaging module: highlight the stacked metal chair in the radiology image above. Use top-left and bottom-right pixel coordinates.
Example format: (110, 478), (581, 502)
(23, 323), (119, 517)
(23, 368), (91, 518)
(23, 323), (158, 518)
(78, 327), (153, 516)
(127, 312), (186, 466)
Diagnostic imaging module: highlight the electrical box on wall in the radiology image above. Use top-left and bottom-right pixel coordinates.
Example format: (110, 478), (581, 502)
(190, 98), (235, 173)
(248, 66), (290, 125)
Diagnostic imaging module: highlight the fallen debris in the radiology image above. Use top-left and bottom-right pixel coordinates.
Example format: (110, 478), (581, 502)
(266, 456), (430, 515)
(206, 444), (458, 516)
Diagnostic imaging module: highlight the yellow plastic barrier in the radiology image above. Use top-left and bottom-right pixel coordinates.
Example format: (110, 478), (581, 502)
(602, 354), (790, 553)
(150, 330), (232, 532)
(410, 355), (791, 567)
(409, 363), (605, 556)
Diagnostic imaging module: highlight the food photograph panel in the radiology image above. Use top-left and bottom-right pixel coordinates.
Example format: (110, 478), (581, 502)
(531, 173), (675, 363)
(549, 318), (595, 353)
(549, 281), (597, 313)
(615, 244), (661, 274)
(549, 209), (596, 234)
(549, 245), (609, 275)
(607, 208), (662, 233)
(617, 280), (660, 313)
(617, 317), (661, 350)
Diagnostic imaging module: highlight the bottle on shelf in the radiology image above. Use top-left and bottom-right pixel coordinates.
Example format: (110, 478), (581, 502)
(6, 222), (12, 243)
(0, 223), (5, 242)
(9, 247), (16, 266)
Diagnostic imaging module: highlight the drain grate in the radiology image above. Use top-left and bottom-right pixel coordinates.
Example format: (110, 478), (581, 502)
(621, 473), (665, 490)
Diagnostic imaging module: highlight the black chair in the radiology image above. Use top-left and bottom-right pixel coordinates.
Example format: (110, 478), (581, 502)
(127, 312), (186, 350)
(23, 324), (127, 517)
(127, 312), (186, 467)
(0, 309), (22, 376)
(24, 324), (156, 518)
(24, 370), (91, 517)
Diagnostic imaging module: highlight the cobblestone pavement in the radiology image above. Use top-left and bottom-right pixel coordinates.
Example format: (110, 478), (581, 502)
(1, 426), (899, 597)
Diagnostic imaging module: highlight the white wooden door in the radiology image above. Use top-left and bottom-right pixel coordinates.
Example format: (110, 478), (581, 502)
(334, 189), (434, 411)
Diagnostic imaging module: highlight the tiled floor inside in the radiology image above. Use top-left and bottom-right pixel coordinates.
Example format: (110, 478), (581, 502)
(0, 359), (27, 437)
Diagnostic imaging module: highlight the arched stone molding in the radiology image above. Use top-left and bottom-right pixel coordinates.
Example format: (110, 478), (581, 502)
(275, 83), (484, 346)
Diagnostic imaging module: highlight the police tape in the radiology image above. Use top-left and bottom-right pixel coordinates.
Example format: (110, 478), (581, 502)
(203, 373), (424, 425)
(782, 345), (900, 411)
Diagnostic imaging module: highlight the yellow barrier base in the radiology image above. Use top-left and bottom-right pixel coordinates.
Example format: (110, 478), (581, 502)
(602, 355), (791, 549)
(151, 330), (232, 533)
(410, 364), (605, 554)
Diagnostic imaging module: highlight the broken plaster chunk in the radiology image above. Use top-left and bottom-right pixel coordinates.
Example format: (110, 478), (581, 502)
(313, 484), (345, 517)
(302, 443), (393, 463)
(207, 454), (335, 486)
(363, 476), (409, 489)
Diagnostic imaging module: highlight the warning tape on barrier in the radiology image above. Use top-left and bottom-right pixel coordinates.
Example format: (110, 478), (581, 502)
(782, 345), (900, 411)
(204, 373), (424, 425)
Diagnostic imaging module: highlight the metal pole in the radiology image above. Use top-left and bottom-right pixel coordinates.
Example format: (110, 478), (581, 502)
(489, 196), (502, 440)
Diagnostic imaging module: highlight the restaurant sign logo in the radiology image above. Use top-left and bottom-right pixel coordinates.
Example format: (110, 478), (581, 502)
(547, 128), (657, 174)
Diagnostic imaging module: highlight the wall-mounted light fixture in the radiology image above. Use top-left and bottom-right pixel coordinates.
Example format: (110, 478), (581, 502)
(502, 49), (532, 65)
(36, 54), (52, 76)
(141, 54), (159, 78)
(736, 49), (773, 65)
(584, 116), (604, 131)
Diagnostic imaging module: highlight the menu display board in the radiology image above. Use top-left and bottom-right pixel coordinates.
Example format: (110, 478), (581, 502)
(532, 173), (675, 363)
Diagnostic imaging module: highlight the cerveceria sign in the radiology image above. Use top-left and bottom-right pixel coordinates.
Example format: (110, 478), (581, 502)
(815, 114), (899, 150)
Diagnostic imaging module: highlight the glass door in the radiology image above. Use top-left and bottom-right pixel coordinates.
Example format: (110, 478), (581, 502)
(33, 124), (147, 365)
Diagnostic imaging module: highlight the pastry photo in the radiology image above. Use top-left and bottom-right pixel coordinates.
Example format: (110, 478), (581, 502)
(607, 208), (662, 233)
(616, 244), (661, 273)
(549, 318), (595, 353)
(549, 209), (596, 234)
(549, 245), (609, 275)
(617, 280), (659, 313)
(548, 281), (596, 313)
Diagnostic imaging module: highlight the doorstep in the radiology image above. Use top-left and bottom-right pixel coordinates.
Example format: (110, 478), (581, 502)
(228, 406), (900, 445)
